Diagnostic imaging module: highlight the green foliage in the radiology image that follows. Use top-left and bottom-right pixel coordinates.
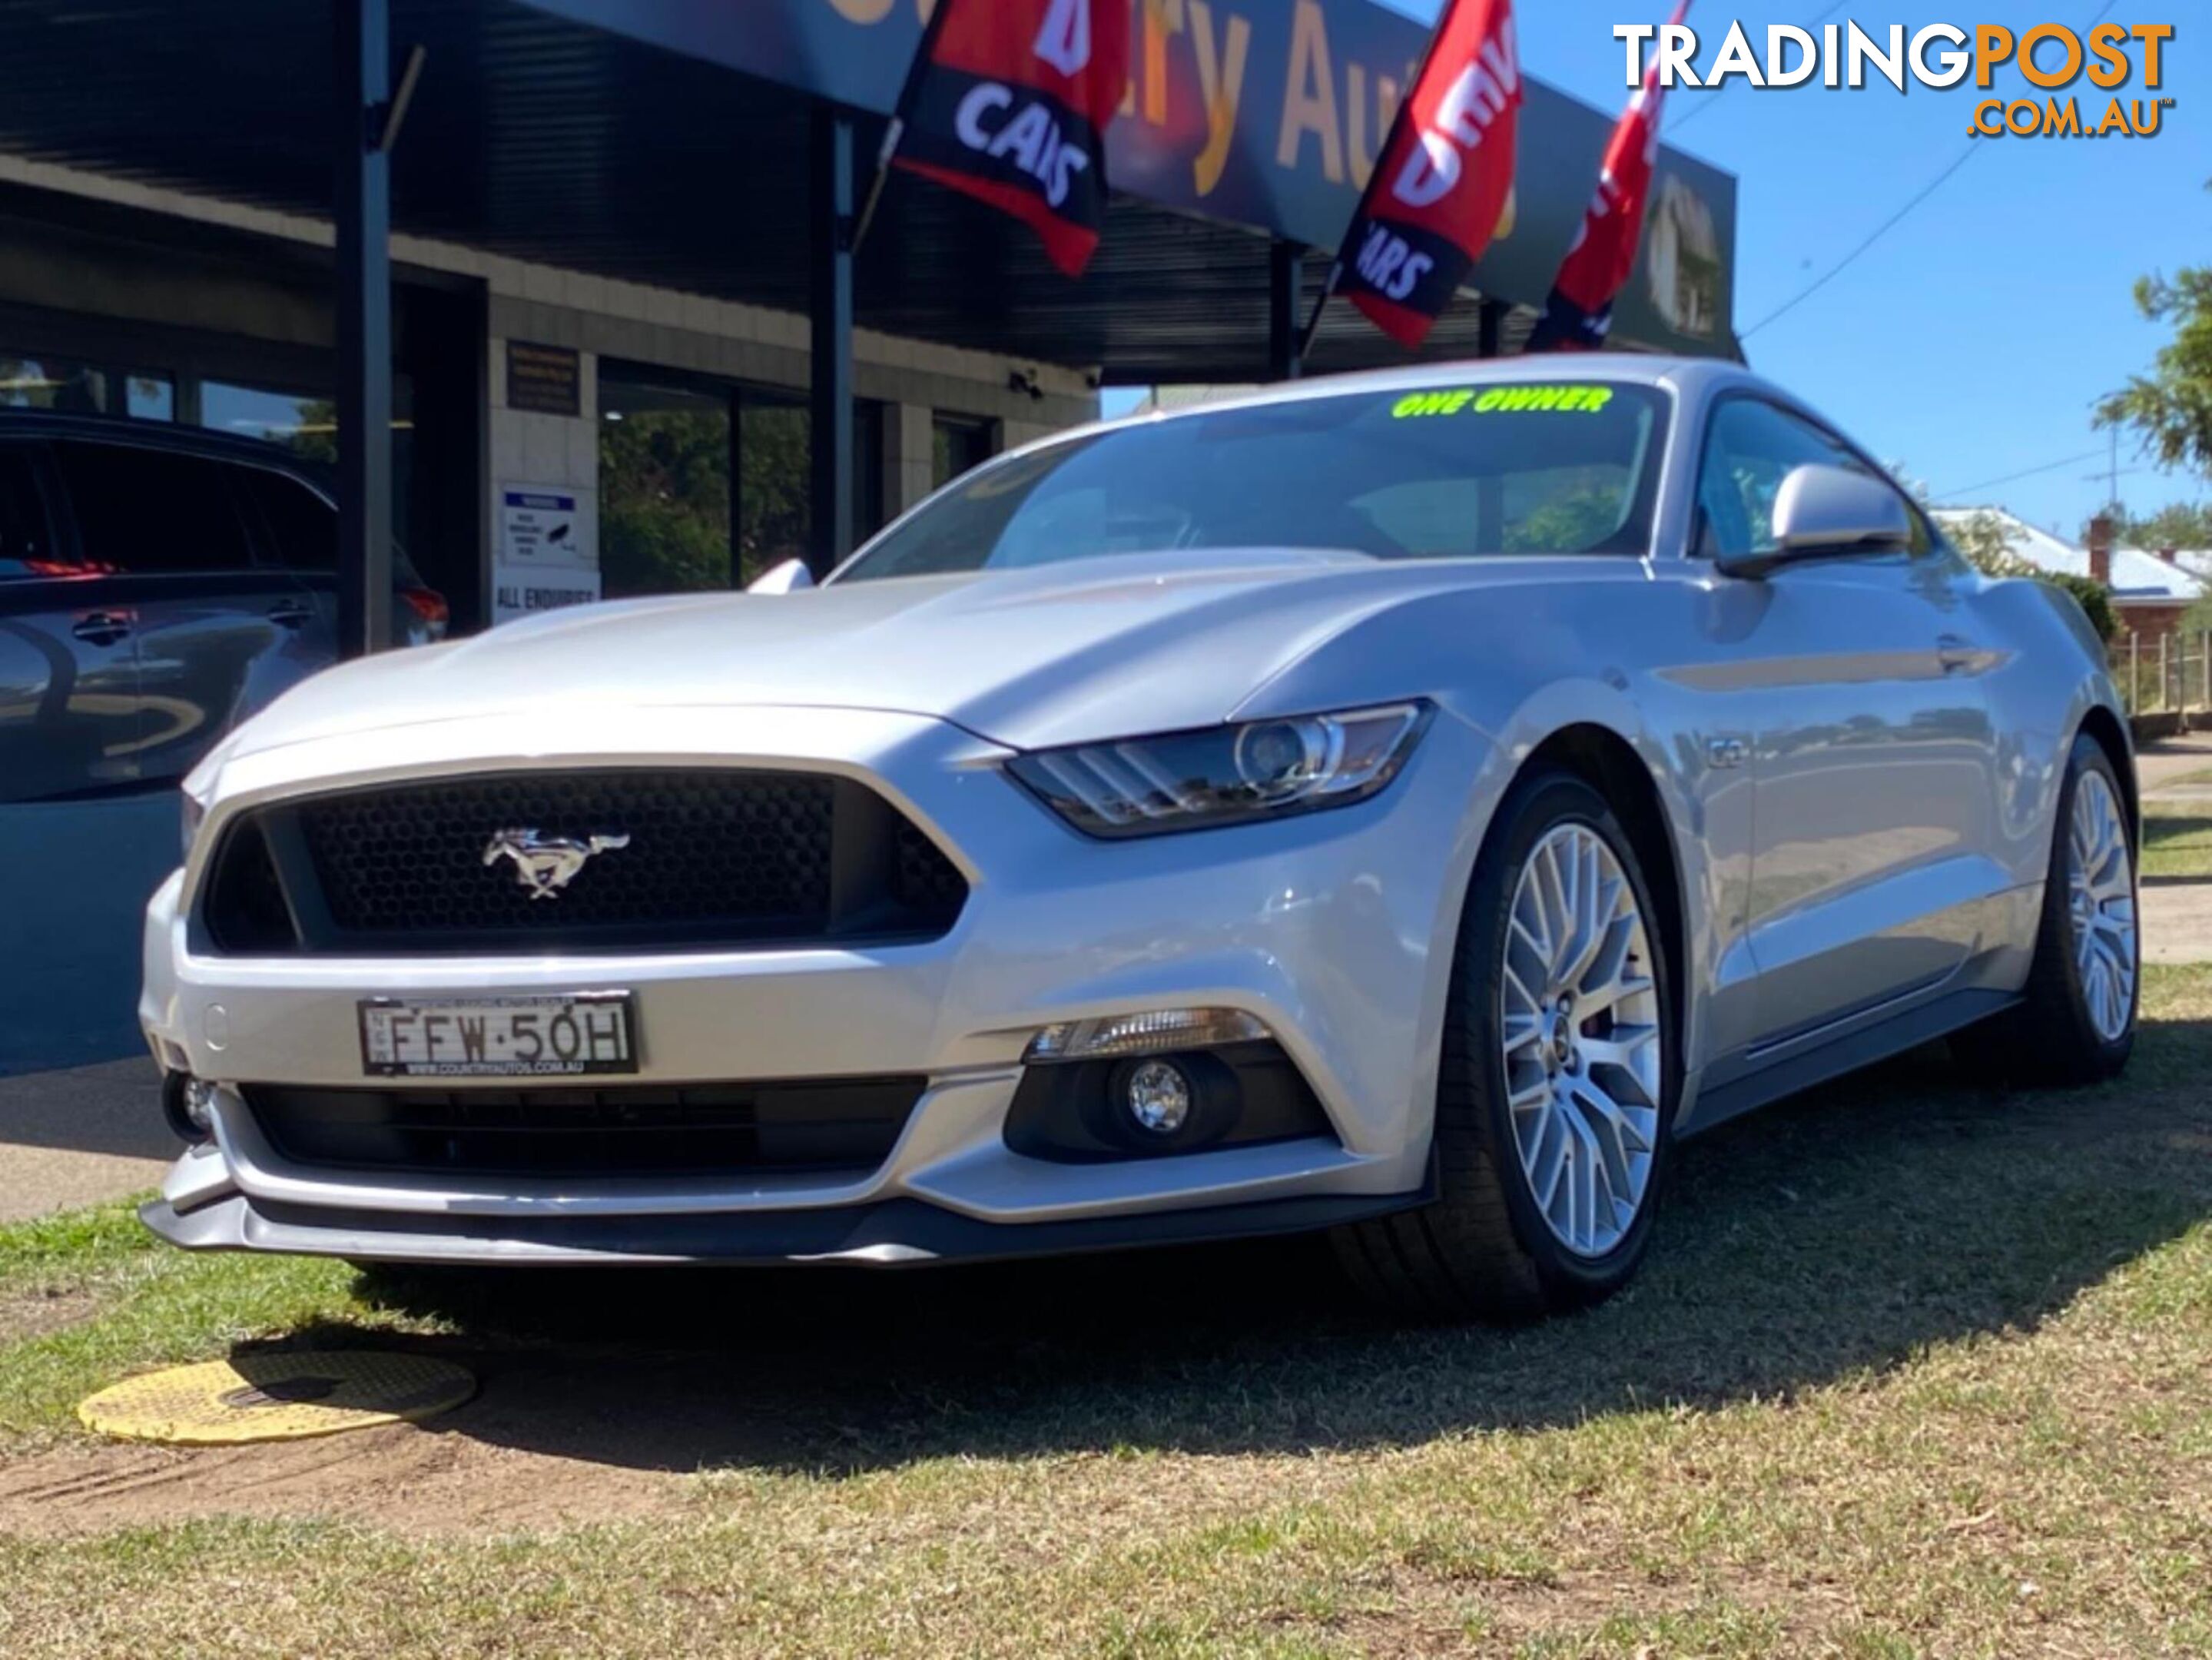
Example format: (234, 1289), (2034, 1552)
(2095, 186), (2212, 482)
(2088, 500), (2212, 551)
(1501, 474), (1630, 553)
(598, 403), (814, 596)
(285, 399), (339, 466)
(2047, 571), (2119, 642)
(599, 409), (735, 597)
(737, 403), (809, 582)
(1939, 507), (2039, 579)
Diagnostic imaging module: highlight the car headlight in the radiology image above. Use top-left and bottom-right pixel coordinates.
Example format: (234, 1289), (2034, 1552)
(1006, 702), (1431, 838)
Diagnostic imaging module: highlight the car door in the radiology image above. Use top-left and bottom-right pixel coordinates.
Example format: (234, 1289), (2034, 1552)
(48, 437), (313, 795)
(0, 440), (146, 802)
(224, 459), (343, 667)
(1693, 396), (2004, 1052)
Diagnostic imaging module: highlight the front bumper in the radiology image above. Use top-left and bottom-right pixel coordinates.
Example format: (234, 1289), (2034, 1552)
(139, 1150), (1434, 1266)
(141, 703), (1492, 1263)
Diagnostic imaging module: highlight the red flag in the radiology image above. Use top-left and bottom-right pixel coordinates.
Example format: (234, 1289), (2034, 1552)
(887, 0), (1131, 277)
(1330, 0), (1521, 349)
(1528, 2), (1686, 350)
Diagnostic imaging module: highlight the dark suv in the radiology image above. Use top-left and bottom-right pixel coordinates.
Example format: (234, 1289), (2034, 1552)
(0, 413), (446, 804)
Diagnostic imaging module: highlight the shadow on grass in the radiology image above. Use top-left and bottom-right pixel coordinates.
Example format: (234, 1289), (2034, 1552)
(290, 1015), (2212, 1478)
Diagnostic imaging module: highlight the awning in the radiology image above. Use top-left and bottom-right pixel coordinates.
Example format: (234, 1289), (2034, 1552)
(0, 0), (1738, 380)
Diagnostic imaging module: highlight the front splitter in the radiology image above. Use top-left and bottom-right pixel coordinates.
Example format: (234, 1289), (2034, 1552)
(141, 1177), (1434, 1268)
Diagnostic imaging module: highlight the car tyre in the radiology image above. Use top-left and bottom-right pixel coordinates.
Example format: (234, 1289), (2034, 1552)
(1951, 732), (2137, 1086)
(1335, 769), (1679, 1322)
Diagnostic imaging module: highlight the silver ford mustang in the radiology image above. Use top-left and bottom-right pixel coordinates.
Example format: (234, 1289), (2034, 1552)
(141, 356), (2139, 1320)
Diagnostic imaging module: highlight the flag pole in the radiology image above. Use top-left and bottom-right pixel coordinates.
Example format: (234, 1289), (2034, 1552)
(1295, 261), (1340, 363)
(851, 0), (955, 256)
(1294, 15), (1446, 367)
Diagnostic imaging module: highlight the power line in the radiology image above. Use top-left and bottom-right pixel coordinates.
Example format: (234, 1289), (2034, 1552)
(1740, 146), (1985, 339)
(1935, 448), (2110, 502)
(1732, 0), (2123, 340)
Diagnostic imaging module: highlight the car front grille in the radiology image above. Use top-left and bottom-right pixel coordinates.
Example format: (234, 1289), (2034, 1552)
(243, 1077), (925, 1179)
(199, 769), (967, 955)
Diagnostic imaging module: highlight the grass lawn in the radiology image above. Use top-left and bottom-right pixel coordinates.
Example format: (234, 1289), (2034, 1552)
(3, 970), (2210, 1657)
(2143, 800), (2212, 881)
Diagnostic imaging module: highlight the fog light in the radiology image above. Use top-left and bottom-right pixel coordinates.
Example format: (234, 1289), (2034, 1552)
(1121, 1058), (1192, 1135)
(1024, 1008), (1270, 1064)
(162, 1071), (218, 1144)
(182, 1078), (217, 1134)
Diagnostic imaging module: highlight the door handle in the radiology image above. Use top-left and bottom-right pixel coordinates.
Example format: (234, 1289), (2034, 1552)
(1936, 633), (1977, 673)
(70, 612), (131, 645)
(266, 603), (314, 629)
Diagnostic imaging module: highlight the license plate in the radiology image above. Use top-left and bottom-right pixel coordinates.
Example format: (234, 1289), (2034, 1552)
(357, 993), (638, 1077)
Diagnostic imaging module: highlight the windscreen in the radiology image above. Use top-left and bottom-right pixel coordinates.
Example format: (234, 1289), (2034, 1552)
(835, 382), (1668, 583)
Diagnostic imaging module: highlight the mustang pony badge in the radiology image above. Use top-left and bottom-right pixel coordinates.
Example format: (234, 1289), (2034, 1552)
(482, 828), (631, 900)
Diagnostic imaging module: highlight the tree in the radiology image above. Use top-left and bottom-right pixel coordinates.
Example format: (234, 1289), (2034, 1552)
(2085, 500), (2212, 550)
(599, 408), (734, 596)
(2095, 181), (2212, 482)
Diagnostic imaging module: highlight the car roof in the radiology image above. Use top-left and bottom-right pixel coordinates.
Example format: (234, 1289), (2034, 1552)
(0, 408), (337, 486)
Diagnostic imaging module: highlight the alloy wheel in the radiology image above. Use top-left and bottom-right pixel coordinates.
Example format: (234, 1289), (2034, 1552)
(1499, 822), (1663, 1259)
(2068, 769), (2137, 1042)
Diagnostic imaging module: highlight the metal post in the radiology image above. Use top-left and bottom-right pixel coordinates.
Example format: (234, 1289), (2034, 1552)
(1477, 297), (1508, 359)
(808, 108), (856, 577)
(1267, 241), (1303, 380)
(2161, 629), (2171, 713)
(334, 0), (394, 656)
(2131, 632), (2140, 712)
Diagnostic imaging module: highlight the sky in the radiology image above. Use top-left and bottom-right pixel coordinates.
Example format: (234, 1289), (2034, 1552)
(1109, 2), (2207, 543)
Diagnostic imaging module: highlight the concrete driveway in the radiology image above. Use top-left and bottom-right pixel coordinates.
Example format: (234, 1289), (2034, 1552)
(0, 1057), (172, 1224)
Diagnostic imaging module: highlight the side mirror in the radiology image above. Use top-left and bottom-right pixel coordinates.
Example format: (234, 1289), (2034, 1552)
(746, 557), (815, 595)
(1719, 463), (1912, 579)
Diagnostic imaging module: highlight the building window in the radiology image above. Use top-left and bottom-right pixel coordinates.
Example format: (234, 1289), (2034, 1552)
(933, 414), (996, 489)
(125, 374), (175, 420)
(599, 361), (885, 596)
(599, 370), (736, 599)
(0, 354), (174, 420)
(738, 386), (808, 586)
(201, 382), (337, 455)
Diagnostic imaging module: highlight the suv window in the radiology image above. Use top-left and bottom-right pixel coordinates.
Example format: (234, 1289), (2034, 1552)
(233, 465), (337, 573)
(1695, 398), (1925, 560)
(0, 447), (56, 579)
(52, 440), (256, 576)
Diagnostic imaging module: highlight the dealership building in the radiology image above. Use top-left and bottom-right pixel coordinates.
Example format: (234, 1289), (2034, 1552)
(0, 0), (1736, 633)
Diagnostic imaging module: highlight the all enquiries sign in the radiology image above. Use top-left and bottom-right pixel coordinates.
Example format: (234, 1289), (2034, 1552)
(494, 486), (602, 626)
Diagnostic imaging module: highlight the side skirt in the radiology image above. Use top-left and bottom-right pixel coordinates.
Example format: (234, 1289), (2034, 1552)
(1681, 985), (2019, 1138)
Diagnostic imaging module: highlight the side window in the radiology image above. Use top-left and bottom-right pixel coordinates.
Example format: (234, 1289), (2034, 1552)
(1694, 399), (1903, 560)
(0, 447), (56, 579)
(233, 466), (337, 573)
(51, 441), (255, 576)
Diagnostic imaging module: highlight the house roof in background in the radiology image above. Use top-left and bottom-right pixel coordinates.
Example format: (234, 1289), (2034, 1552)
(1932, 507), (2205, 606)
